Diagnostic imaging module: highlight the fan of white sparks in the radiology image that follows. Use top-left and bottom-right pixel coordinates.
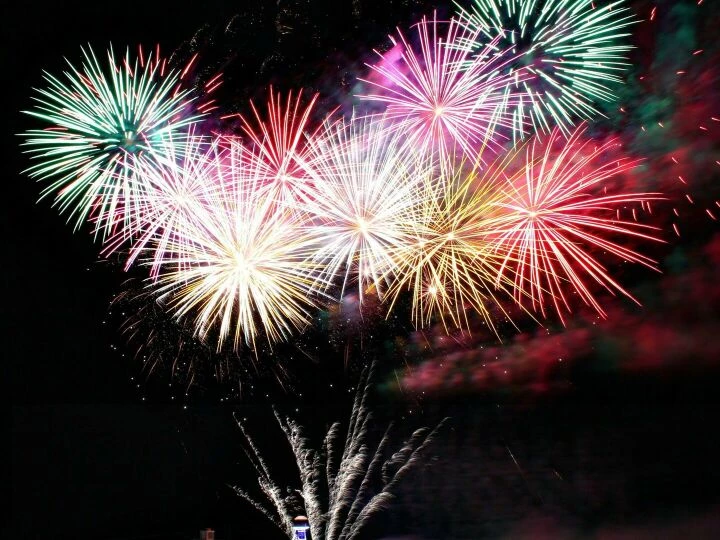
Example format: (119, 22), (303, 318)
(233, 365), (447, 539)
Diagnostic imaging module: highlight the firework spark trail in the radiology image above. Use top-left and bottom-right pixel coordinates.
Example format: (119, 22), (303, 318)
(343, 421), (447, 540)
(486, 124), (664, 322)
(233, 365), (447, 539)
(358, 15), (528, 166)
(150, 142), (324, 349)
(300, 115), (434, 303)
(235, 418), (296, 536)
(455, 0), (637, 138)
(109, 276), (291, 398)
(238, 88), (324, 209)
(100, 130), (222, 277)
(21, 45), (204, 234)
(114, 286), (210, 394)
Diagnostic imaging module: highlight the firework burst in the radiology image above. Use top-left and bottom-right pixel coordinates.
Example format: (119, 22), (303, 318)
(455, 0), (636, 137)
(358, 15), (526, 165)
(301, 116), (433, 303)
(100, 130), (222, 277)
(385, 155), (521, 334)
(21, 45), (204, 234)
(151, 143), (324, 349)
(487, 124), (663, 322)
(238, 88), (324, 208)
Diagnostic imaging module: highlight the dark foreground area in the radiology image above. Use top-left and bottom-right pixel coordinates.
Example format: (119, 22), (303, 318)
(11, 371), (720, 539)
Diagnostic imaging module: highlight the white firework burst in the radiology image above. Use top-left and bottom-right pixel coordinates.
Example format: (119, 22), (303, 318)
(300, 115), (435, 303)
(150, 142), (324, 349)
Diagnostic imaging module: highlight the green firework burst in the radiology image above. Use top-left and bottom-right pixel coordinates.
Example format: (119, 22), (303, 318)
(21, 45), (204, 235)
(455, 0), (636, 137)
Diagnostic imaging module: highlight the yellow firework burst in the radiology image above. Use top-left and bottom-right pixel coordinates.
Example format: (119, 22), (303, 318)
(385, 153), (521, 334)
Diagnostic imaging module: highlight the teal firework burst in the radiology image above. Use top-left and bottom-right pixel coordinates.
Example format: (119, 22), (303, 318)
(455, 0), (636, 137)
(21, 46), (204, 235)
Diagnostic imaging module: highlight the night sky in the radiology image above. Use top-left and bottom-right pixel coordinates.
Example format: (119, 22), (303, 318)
(6, 1), (720, 539)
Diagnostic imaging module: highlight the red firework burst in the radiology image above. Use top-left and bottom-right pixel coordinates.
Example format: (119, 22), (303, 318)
(487, 124), (664, 321)
(237, 87), (325, 208)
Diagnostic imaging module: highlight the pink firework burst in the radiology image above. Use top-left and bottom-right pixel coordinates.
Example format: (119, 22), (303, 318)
(357, 15), (527, 165)
(487, 124), (664, 321)
(237, 87), (324, 208)
(100, 130), (224, 278)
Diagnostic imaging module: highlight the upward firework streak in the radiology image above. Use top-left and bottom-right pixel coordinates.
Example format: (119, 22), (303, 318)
(455, 0), (636, 137)
(233, 366), (446, 539)
(487, 124), (663, 322)
(302, 116), (433, 303)
(358, 15), (525, 165)
(22, 45), (204, 234)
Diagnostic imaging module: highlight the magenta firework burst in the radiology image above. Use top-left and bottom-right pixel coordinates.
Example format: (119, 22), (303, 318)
(358, 15), (527, 165)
